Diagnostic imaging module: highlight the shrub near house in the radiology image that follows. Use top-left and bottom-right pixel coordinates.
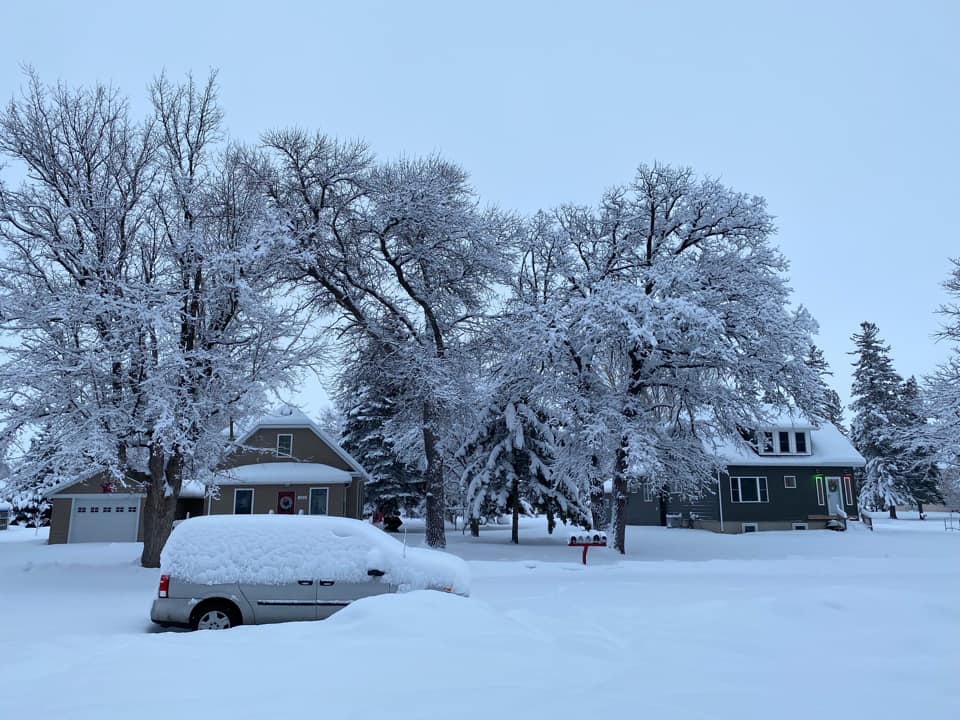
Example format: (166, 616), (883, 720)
(44, 407), (369, 544)
(626, 419), (865, 533)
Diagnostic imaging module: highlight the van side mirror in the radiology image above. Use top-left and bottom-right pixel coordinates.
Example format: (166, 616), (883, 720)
(367, 569), (385, 577)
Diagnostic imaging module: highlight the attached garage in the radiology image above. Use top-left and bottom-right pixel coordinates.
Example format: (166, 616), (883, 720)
(68, 496), (141, 543)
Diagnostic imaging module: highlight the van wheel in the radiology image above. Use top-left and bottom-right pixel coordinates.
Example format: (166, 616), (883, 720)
(191, 601), (241, 631)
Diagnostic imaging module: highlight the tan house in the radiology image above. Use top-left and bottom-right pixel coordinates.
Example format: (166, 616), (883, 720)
(44, 407), (368, 544)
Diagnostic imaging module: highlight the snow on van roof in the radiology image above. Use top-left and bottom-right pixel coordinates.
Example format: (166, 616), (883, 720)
(215, 462), (354, 486)
(160, 515), (470, 595)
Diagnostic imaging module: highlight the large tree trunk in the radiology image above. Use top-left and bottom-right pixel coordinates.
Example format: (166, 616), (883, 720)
(658, 490), (669, 527)
(917, 501), (924, 518)
(589, 488), (606, 530)
(140, 448), (184, 568)
(546, 507), (556, 535)
(611, 443), (629, 554)
(422, 403), (446, 548)
(888, 504), (898, 520)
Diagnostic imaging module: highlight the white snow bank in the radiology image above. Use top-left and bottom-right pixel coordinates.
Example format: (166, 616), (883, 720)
(0, 499), (11, 511)
(215, 462), (353, 485)
(160, 515), (469, 595)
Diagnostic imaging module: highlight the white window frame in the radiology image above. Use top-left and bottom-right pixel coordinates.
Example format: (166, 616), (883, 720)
(757, 431), (775, 454)
(233, 488), (255, 514)
(843, 476), (854, 506)
(756, 429), (811, 456)
(784, 475), (797, 489)
(642, 483), (653, 502)
(815, 476), (825, 506)
(730, 476), (769, 503)
(308, 487), (329, 516)
(792, 522), (808, 530)
(741, 522), (759, 533)
(794, 431), (809, 454)
(276, 433), (293, 457)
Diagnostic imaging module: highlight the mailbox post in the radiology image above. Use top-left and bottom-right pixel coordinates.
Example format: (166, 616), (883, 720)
(568, 531), (608, 564)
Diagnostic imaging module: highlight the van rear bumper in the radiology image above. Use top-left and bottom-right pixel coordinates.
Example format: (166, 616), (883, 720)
(151, 597), (195, 626)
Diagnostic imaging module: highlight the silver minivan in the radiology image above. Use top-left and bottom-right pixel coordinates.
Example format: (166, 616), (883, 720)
(150, 514), (469, 630)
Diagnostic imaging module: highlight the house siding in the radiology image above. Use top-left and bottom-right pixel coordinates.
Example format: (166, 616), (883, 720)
(208, 482), (351, 517)
(720, 465), (857, 525)
(48, 498), (72, 544)
(228, 428), (352, 471)
(626, 466), (858, 532)
(46, 423), (367, 542)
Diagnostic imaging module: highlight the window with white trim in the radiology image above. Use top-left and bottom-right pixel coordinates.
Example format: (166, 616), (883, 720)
(756, 429), (811, 455)
(792, 522), (808, 530)
(741, 523), (758, 533)
(784, 475), (797, 489)
(843, 476), (854, 506)
(234, 488), (254, 514)
(730, 477), (769, 503)
(309, 488), (328, 516)
(276, 433), (293, 457)
(642, 483), (653, 502)
(815, 476), (825, 506)
(794, 432), (807, 453)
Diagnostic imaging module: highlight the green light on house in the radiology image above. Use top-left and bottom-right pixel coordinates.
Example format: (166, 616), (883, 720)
(813, 474), (823, 482)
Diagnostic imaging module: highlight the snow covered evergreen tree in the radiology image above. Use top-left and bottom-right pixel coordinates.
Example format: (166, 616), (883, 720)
(335, 347), (424, 518)
(898, 376), (942, 515)
(804, 345), (845, 432)
(849, 322), (910, 518)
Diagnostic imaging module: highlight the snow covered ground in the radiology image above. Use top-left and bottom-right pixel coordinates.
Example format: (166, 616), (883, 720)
(1, 515), (957, 719)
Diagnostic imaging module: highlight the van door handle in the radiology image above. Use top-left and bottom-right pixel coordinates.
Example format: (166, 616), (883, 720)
(318, 580), (335, 586)
(298, 580), (314, 586)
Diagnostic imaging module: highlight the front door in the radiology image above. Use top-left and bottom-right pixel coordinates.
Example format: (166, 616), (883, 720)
(241, 581), (318, 624)
(825, 476), (845, 516)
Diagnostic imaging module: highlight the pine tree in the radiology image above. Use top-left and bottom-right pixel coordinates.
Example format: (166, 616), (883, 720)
(336, 352), (424, 519)
(805, 345), (845, 432)
(898, 377), (943, 516)
(849, 322), (910, 518)
(458, 387), (590, 544)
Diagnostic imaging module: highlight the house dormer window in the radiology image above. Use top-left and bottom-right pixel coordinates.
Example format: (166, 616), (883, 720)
(756, 430), (810, 455)
(276, 433), (293, 457)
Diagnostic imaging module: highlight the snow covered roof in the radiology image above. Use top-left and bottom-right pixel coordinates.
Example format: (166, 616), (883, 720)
(713, 421), (865, 468)
(161, 515), (470, 594)
(215, 462), (354, 486)
(236, 406), (369, 481)
(0, 500), (11, 511)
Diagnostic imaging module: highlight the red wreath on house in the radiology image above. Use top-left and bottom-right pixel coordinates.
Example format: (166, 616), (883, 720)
(278, 495), (294, 512)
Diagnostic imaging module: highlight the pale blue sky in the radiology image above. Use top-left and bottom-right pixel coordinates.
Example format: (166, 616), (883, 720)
(2, 0), (957, 419)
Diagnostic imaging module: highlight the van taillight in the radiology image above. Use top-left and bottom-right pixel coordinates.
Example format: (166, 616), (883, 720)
(158, 574), (169, 598)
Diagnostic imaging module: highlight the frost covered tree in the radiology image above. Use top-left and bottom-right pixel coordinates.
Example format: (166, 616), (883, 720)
(503, 166), (822, 553)
(258, 137), (510, 548)
(849, 322), (910, 518)
(805, 345), (845, 432)
(0, 72), (319, 566)
(926, 258), (960, 479)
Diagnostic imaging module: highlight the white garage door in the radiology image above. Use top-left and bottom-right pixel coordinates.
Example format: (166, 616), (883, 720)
(70, 497), (140, 543)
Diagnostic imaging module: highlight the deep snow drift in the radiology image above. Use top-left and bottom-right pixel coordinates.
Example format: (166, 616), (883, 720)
(0, 515), (956, 719)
